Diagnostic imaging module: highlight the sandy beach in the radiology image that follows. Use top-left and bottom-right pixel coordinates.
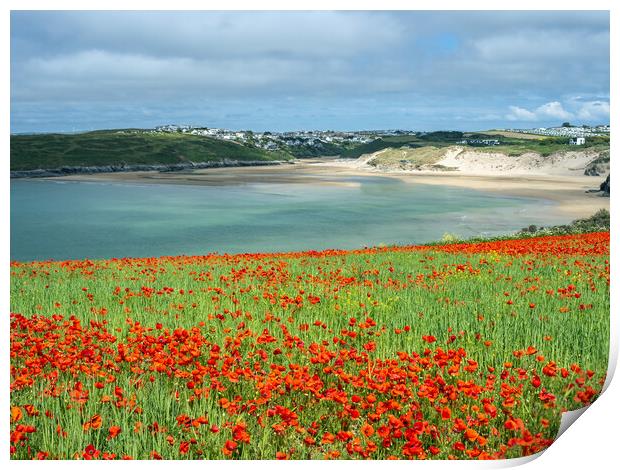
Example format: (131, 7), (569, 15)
(47, 158), (609, 220)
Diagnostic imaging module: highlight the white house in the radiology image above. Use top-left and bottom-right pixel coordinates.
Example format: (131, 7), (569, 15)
(569, 137), (586, 145)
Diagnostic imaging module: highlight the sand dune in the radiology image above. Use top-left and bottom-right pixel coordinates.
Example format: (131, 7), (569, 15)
(350, 145), (609, 177)
(435, 147), (606, 177)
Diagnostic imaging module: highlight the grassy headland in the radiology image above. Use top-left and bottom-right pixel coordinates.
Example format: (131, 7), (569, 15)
(10, 130), (291, 171)
(11, 128), (610, 174)
(429, 209), (611, 246)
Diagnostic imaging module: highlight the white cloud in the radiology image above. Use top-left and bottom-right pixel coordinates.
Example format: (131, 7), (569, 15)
(506, 106), (537, 121)
(576, 101), (610, 120)
(17, 11), (405, 61)
(15, 49), (415, 102)
(536, 101), (573, 120)
(473, 30), (609, 63)
(505, 101), (573, 121)
(506, 99), (609, 123)
(10, 11), (610, 132)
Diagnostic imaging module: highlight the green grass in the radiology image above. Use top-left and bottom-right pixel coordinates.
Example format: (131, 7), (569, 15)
(481, 130), (546, 140)
(465, 139), (609, 157)
(12, 130), (609, 171)
(278, 141), (358, 158)
(10, 233), (609, 459)
(365, 146), (448, 169)
(10, 130), (292, 171)
(340, 136), (424, 159)
(342, 133), (609, 160)
(516, 209), (610, 236)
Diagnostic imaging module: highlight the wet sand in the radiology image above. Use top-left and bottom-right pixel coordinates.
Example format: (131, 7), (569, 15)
(48, 159), (609, 219)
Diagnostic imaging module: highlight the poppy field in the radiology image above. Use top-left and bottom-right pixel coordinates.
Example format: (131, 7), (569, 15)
(10, 232), (610, 460)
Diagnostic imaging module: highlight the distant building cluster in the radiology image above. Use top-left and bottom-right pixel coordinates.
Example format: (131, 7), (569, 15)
(457, 139), (501, 146)
(131, 123), (610, 153)
(503, 125), (610, 138)
(151, 125), (377, 151)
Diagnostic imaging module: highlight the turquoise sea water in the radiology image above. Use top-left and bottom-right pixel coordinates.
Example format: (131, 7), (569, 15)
(10, 176), (568, 261)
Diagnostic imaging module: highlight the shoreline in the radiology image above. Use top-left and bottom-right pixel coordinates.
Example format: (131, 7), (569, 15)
(9, 159), (291, 179)
(388, 172), (608, 218)
(26, 158), (609, 220)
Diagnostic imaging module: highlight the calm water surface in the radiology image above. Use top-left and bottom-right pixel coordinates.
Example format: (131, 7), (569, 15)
(11, 176), (568, 261)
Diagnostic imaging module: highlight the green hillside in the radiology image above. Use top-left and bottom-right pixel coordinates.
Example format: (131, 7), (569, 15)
(341, 132), (610, 159)
(10, 130), (291, 171)
(11, 129), (610, 172)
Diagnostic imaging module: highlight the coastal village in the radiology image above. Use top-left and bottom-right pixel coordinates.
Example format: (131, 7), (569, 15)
(151, 125), (377, 152)
(148, 123), (610, 151)
(505, 124), (610, 138)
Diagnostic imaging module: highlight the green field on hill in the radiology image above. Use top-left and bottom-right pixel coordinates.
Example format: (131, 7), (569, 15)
(341, 131), (609, 159)
(10, 130), (291, 171)
(10, 129), (610, 172)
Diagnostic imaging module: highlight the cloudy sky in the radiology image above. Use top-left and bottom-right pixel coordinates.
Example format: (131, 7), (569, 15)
(10, 11), (610, 133)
